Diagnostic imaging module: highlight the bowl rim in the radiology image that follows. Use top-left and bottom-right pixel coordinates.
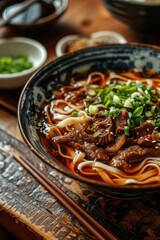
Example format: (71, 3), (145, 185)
(0, 37), (47, 78)
(18, 42), (160, 192)
(103, 0), (160, 6)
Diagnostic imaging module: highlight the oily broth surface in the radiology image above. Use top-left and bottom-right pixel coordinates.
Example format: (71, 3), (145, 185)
(37, 68), (160, 185)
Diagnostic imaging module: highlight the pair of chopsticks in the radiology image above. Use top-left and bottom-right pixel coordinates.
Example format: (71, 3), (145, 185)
(11, 147), (117, 240)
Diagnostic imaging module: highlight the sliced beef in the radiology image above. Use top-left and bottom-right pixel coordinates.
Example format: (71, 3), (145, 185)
(114, 110), (128, 134)
(53, 114), (115, 147)
(71, 142), (109, 161)
(52, 128), (84, 145)
(126, 133), (160, 147)
(110, 144), (160, 172)
(89, 114), (114, 145)
(130, 122), (153, 138)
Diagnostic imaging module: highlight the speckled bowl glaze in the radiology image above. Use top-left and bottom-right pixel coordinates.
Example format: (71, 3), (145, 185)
(18, 43), (160, 199)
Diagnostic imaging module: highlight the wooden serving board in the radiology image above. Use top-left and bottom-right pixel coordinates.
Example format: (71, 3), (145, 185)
(0, 127), (160, 240)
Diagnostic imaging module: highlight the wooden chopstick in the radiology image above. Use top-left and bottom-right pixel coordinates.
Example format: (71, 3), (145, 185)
(0, 99), (17, 115)
(12, 148), (117, 240)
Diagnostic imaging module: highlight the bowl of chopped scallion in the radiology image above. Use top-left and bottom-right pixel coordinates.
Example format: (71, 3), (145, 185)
(0, 37), (47, 89)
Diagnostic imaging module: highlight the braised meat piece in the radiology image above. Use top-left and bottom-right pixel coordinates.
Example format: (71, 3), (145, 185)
(85, 114), (114, 145)
(71, 142), (109, 161)
(53, 114), (115, 146)
(110, 144), (160, 172)
(114, 110), (128, 134)
(130, 122), (153, 138)
(126, 133), (160, 147)
(52, 127), (84, 145)
(110, 145), (150, 171)
(52, 107), (160, 171)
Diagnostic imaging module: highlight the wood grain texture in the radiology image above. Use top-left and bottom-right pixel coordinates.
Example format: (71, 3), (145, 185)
(1, 128), (160, 240)
(0, 128), (96, 240)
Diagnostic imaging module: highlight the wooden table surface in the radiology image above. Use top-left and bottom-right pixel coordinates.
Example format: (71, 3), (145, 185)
(1, 1), (160, 240)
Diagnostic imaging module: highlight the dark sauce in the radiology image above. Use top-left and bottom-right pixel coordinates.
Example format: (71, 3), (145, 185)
(2, 0), (56, 25)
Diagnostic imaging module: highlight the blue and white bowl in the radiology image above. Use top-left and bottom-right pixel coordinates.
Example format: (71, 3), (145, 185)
(18, 43), (160, 199)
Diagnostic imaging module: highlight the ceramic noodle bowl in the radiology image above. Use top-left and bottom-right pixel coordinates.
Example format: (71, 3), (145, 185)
(18, 44), (160, 199)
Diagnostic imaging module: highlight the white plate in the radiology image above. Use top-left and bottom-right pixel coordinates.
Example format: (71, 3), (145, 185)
(55, 31), (127, 57)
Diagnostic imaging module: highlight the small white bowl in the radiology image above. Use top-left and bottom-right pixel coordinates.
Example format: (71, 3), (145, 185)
(55, 31), (127, 57)
(0, 37), (47, 89)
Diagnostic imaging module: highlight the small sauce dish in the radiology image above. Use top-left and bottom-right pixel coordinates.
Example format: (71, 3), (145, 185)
(55, 31), (127, 57)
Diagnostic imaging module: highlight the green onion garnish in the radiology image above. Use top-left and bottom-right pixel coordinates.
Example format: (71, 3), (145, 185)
(0, 55), (33, 74)
(87, 80), (160, 136)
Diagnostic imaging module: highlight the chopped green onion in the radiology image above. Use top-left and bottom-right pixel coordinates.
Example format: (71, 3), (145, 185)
(88, 105), (99, 115)
(84, 96), (93, 102)
(150, 89), (156, 94)
(0, 55), (33, 74)
(127, 118), (135, 128)
(90, 77), (160, 132)
(87, 88), (96, 96)
(130, 99), (140, 109)
(145, 111), (153, 117)
(113, 95), (121, 104)
(154, 121), (160, 128)
(132, 106), (144, 118)
(101, 110), (108, 117)
(71, 111), (78, 117)
(105, 98), (112, 108)
(109, 107), (121, 118)
(124, 99), (133, 109)
(135, 116), (145, 126)
(151, 106), (157, 115)
(124, 126), (130, 136)
(152, 96), (159, 102)
(93, 131), (101, 137)
(131, 92), (142, 98)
